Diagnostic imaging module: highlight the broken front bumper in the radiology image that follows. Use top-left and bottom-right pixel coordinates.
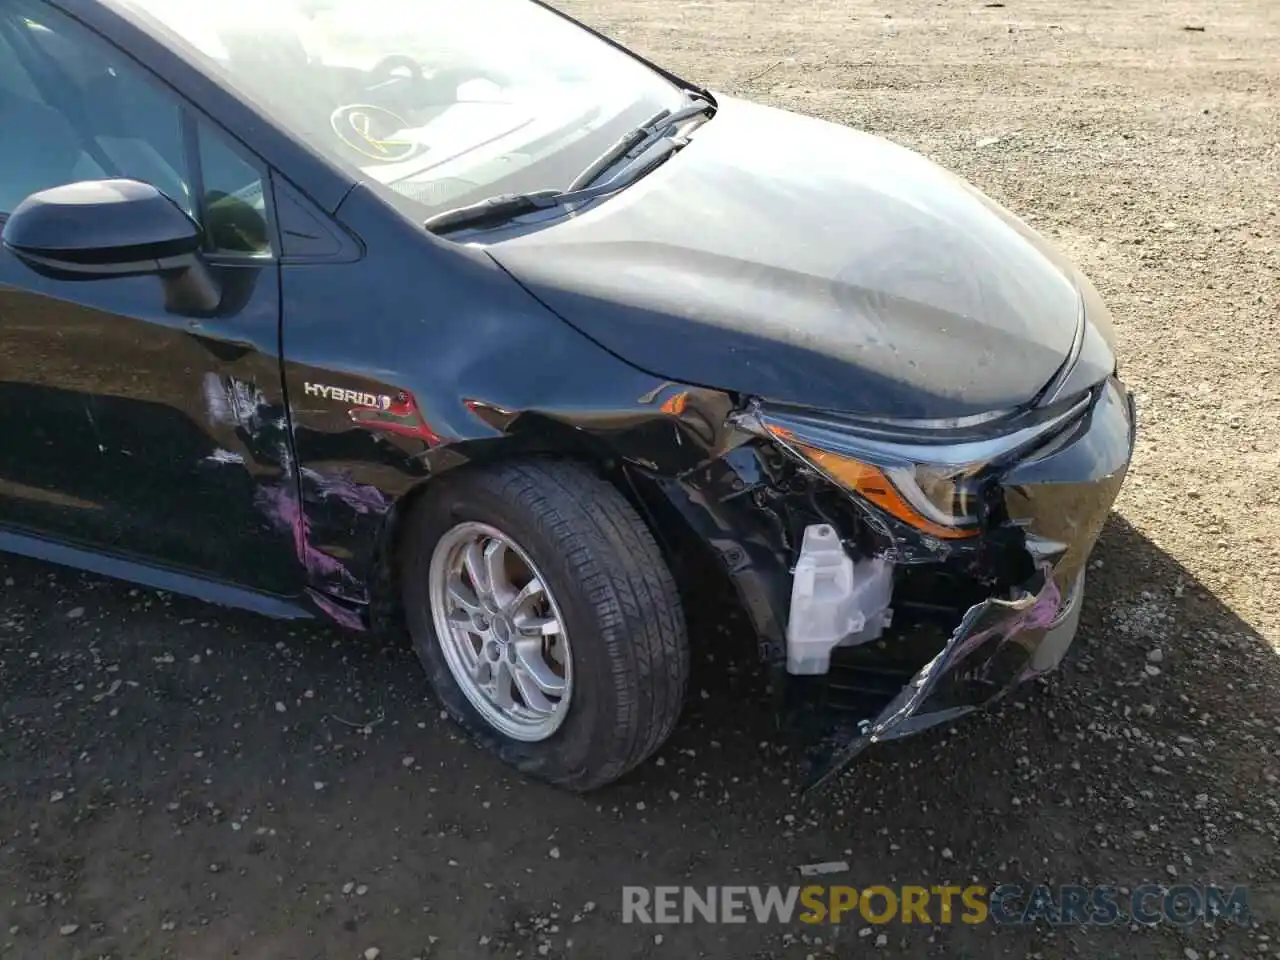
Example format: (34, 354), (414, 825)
(801, 378), (1136, 787)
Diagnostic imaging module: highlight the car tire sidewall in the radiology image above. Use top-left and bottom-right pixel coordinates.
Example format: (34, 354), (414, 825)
(402, 474), (617, 785)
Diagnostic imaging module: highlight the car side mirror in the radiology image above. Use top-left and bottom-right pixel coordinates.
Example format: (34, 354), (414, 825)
(1, 178), (221, 315)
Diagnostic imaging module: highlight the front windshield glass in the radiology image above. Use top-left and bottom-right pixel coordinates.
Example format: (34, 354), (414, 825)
(118, 0), (686, 221)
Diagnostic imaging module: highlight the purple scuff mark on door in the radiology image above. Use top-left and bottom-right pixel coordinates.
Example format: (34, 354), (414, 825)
(300, 467), (390, 515)
(254, 483), (357, 585)
(305, 588), (366, 632)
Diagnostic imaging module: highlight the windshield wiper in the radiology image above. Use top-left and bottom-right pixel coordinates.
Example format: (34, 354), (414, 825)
(569, 96), (714, 190)
(423, 134), (689, 236)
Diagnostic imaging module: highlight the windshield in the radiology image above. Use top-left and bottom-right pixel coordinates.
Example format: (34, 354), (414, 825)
(118, 0), (687, 221)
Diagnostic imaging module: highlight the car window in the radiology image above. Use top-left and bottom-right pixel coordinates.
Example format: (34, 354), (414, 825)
(197, 116), (272, 255)
(0, 0), (271, 256)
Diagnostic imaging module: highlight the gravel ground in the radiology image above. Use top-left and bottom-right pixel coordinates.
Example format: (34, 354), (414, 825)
(3, 0), (1280, 957)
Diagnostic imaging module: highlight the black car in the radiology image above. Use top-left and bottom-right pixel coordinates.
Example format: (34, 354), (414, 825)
(0, 0), (1134, 790)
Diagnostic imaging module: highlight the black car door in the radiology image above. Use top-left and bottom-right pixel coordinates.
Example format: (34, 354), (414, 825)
(0, 0), (302, 599)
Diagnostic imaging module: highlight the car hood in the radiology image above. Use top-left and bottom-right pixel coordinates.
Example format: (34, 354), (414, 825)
(487, 96), (1088, 420)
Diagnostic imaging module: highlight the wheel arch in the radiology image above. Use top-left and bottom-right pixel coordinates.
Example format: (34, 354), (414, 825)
(367, 416), (680, 638)
(355, 388), (791, 668)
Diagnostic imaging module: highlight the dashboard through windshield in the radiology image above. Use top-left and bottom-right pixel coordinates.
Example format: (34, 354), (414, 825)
(118, 0), (686, 221)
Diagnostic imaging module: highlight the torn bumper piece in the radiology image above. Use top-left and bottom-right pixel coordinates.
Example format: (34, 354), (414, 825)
(802, 378), (1136, 789)
(809, 563), (1076, 790)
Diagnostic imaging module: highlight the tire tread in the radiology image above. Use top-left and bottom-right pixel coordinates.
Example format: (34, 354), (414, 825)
(409, 458), (688, 791)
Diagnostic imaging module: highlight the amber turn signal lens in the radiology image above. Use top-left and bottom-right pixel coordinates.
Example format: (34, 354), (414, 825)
(660, 391), (689, 415)
(790, 441), (978, 540)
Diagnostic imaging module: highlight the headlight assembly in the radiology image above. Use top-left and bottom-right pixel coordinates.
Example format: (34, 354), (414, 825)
(785, 439), (981, 539)
(737, 396), (1092, 542)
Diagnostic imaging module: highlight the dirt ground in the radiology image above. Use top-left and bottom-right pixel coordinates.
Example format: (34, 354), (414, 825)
(4, 0), (1280, 957)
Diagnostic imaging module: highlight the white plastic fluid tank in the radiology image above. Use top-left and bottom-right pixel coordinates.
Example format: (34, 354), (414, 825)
(785, 524), (893, 675)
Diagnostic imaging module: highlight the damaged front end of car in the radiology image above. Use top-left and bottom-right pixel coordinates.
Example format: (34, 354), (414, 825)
(642, 375), (1135, 789)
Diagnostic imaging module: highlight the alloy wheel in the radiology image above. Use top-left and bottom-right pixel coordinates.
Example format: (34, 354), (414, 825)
(427, 521), (572, 741)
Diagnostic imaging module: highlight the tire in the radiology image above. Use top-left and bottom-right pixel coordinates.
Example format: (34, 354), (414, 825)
(401, 459), (689, 791)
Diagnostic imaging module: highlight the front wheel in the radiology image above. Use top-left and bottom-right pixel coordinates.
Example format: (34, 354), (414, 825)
(401, 460), (689, 791)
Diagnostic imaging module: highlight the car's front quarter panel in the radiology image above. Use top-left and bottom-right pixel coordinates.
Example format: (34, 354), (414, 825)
(279, 185), (749, 625)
